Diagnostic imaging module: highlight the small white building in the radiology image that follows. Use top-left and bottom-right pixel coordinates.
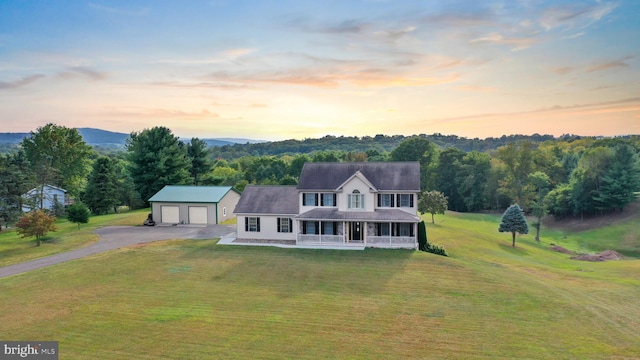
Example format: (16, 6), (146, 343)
(148, 185), (241, 225)
(22, 185), (67, 212)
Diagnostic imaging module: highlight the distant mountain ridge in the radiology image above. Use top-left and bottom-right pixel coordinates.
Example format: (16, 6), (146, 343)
(0, 128), (263, 149)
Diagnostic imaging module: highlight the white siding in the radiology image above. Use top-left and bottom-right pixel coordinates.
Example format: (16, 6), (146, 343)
(236, 215), (297, 241)
(338, 177), (375, 212)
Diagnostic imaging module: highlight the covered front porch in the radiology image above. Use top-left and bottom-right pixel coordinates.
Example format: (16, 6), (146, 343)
(295, 209), (419, 249)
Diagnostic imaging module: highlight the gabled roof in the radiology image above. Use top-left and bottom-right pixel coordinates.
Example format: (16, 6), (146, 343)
(148, 186), (238, 203)
(297, 162), (420, 191)
(24, 184), (67, 195)
(336, 170), (378, 191)
(234, 186), (299, 215)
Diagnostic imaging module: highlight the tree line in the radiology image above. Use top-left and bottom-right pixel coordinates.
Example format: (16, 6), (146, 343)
(1, 123), (639, 235)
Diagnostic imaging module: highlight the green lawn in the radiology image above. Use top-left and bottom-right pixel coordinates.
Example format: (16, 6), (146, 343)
(0, 208), (149, 267)
(0, 210), (638, 359)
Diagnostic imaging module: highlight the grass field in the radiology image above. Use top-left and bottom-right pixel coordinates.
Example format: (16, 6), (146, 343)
(0, 210), (639, 359)
(0, 209), (149, 267)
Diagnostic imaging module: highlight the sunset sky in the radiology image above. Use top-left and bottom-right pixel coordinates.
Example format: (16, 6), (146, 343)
(1, 0), (639, 140)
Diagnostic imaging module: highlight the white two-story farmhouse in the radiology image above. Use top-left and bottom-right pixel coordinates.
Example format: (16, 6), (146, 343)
(234, 162), (421, 249)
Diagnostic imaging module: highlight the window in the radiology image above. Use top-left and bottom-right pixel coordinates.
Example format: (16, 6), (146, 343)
(321, 193), (336, 207)
(302, 221), (319, 234)
(393, 223), (414, 237)
(321, 222), (337, 235)
(378, 194), (394, 207)
(303, 193), (318, 206)
(223, 207), (227, 216)
(348, 190), (365, 209)
(376, 223), (390, 236)
(277, 218), (292, 233)
(397, 194), (414, 208)
(245, 217), (260, 232)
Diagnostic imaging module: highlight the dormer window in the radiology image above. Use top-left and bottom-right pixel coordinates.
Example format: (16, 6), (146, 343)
(348, 190), (365, 209)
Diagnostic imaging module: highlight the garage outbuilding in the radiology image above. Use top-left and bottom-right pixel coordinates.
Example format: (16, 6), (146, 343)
(148, 186), (241, 225)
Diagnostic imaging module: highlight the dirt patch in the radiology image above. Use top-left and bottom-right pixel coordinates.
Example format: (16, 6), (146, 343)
(543, 201), (640, 232)
(550, 245), (623, 262)
(551, 245), (576, 255)
(571, 250), (624, 262)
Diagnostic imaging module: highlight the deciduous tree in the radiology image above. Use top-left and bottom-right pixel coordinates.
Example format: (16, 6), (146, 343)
(15, 209), (57, 246)
(528, 171), (550, 241)
(418, 190), (448, 224)
(20, 123), (93, 199)
(498, 204), (529, 247)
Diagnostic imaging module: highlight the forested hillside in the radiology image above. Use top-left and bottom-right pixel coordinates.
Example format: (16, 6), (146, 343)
(1, 123), (639, 232)
(209, 133), (560, 159)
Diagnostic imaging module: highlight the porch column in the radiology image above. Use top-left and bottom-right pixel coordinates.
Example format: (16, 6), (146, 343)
(343, 221), (346, 244)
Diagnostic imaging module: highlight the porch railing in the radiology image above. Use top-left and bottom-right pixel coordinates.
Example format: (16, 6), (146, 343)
(297, 234), (416, 247)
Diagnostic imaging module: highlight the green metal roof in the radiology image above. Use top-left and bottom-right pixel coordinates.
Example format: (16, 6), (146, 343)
(148, 186), (238, 203)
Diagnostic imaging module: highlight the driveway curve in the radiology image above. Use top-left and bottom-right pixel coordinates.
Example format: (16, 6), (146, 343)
(0, 225), (236, 279)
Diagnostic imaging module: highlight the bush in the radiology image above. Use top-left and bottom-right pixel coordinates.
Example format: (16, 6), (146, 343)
(418, 220), (448, 256)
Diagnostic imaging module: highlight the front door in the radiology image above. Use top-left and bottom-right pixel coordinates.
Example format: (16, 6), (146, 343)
(349, 222), (363, 242)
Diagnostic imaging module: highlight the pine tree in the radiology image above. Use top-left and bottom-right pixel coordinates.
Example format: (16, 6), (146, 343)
(187, 138), (213, 185)
(84, 157), (120, 214)
(66, 202), (90, 229)
(126, 127), (192, 203)
(593, 144), (640, 212)
(498, 204), (529, 247)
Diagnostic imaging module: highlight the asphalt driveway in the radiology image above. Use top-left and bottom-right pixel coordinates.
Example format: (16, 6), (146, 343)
(0, 224), (236, 279)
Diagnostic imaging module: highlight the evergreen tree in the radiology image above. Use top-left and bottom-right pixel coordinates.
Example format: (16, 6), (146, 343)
(66, 202), (90, 229)
(187, 138), (213, 185)
(498, 204), (529, 247)
(84, 156), (120, 214)
(0, 151), (35, 229)
(593, 144), (640, 212)
(126, 127), (192, 203)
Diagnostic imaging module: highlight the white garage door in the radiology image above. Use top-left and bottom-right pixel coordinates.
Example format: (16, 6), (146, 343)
(161, 206), (180, 224)
(189, 206), (208, 224)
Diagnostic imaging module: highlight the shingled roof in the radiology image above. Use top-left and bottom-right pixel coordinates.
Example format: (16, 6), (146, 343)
(297, 162), (420, 191)
(234, 185), (299, 214)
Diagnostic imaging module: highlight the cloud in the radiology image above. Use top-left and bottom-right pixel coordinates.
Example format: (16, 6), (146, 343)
(455, 85), (496, 92)
(102, 107), (220, 120)
(587, 56), (633, 72)
(436, 97), (640, 124)
(206, 65), (459, 89)
(551, 66), (576, 75)
(469, 32), (536, 51)
(57, 67), (108, 80)
(0, 74), (45, 89)
(153, 48), (254, 65)
(539, 2), (617, 31)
